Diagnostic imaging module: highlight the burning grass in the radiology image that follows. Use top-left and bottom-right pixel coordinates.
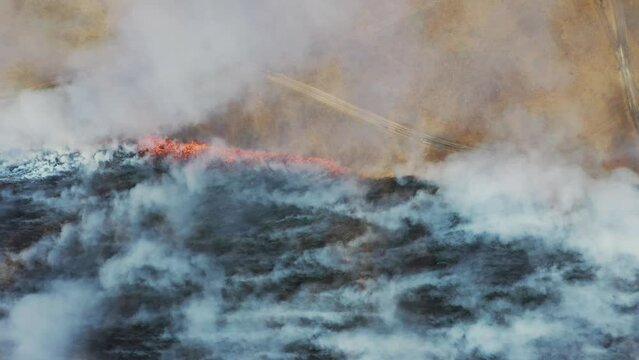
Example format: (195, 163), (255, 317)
(138, 137), (349, 175)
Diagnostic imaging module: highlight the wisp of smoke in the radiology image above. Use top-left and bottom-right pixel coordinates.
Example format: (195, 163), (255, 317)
(1, 1), (639, 359)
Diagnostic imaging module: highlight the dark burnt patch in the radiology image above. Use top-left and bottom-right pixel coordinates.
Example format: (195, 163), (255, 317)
(364, 176), (438, 205)
(86, 318), (175, 360)
(283, 340), (347, 360)
(397, 284), (474, 327)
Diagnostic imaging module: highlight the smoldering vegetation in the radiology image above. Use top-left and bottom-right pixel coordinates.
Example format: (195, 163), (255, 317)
(0, 148), (637, 360)
(2, 1), (639, 359)
(2, 0), (639, 173)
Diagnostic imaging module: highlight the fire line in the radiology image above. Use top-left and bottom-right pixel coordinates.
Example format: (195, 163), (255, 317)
(138, 137), (349, 175)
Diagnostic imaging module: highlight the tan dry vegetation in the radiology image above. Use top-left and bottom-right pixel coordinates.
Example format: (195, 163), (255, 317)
(1, 0), (109, 91)
(201, 0), (639, 175)
(3, 0), (639, 175)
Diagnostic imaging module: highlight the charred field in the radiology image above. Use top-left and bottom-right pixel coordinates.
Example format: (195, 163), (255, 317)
(2, 1), (639, 359)
(0, 147), (637, 359)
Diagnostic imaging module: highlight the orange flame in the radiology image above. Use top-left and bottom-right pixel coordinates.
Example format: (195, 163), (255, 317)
(138, 138), (208, 159)
(138, 137), (348, 175)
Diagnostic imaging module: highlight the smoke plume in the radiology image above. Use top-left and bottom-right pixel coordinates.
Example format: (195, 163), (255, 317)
(1, 1), (639, 359)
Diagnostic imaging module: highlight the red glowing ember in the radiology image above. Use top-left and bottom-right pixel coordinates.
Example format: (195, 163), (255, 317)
(138, 138), (208, 159)
(138, 137), (348, 175)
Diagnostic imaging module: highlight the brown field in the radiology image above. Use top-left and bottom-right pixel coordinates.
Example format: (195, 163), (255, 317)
(4, 0), (639, 175)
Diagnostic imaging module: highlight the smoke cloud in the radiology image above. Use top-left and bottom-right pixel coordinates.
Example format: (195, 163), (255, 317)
(1, 141), (638, 358)
(1, 1), (639, 359)
(2, 0), (636, 169)
(0, 0), (365, 150)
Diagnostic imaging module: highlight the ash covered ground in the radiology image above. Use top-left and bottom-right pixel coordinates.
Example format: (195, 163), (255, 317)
(0, 146), (638, 360)
(3, 1), (639, 359)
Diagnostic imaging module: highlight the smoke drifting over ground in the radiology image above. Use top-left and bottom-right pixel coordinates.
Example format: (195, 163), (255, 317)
(1, 1), (639, 359)
(0, 0), (364, 150)
(1, 145), (638, 359)
(3, 0), (638, 166)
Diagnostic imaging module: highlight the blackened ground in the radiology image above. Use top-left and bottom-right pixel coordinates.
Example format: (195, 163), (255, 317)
(0, 148), (637, 359)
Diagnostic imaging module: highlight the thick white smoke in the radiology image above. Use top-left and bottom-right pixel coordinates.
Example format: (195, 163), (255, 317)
(1, 1), (639, 359)
(1, 137), (638, 358)
(0, 0), (366, 150)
